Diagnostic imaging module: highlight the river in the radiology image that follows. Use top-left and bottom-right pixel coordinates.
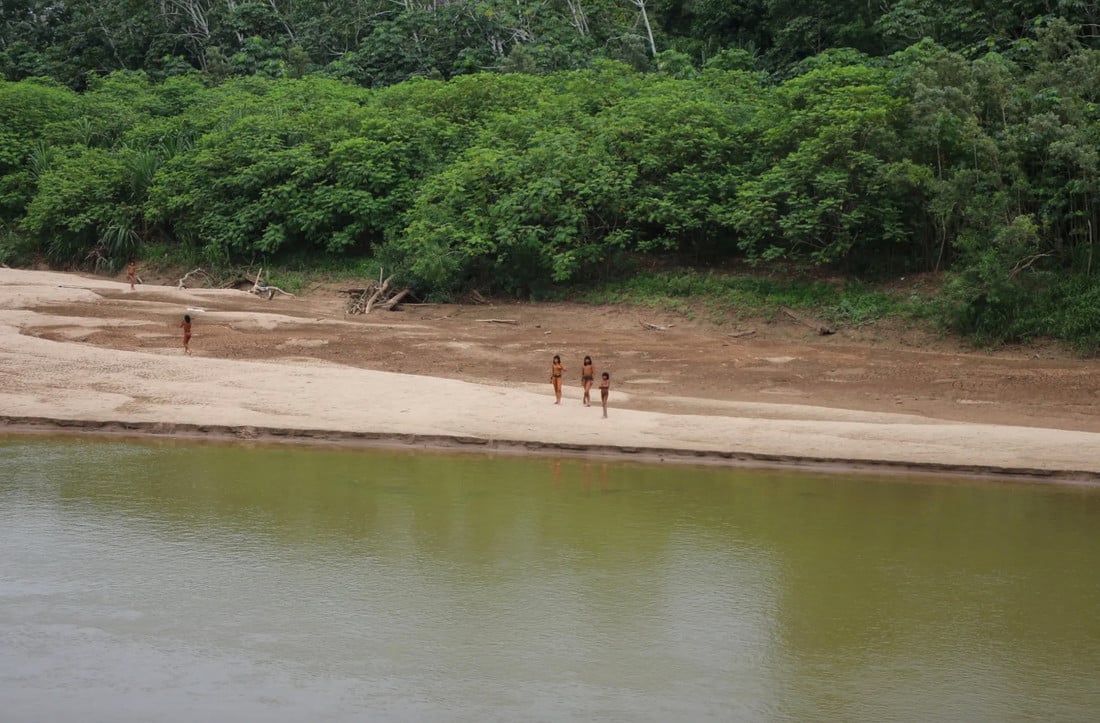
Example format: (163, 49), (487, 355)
(2, 438), (1098, 721)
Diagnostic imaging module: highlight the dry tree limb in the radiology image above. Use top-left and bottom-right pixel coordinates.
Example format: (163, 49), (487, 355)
(477, 318), (518, 325)
(344, 285), (375, 315)
(364, 276), (394, 314)
(376, 288), (411, 311)
(177, 268), (213, 289)
(780, 306), (834, 335)
(1009, 252), (1053, 279)
(344, 276), (410, 314)
(639, 320), (674, 331)
(244, 266), (295, 300)
(254, 284), (295, 300)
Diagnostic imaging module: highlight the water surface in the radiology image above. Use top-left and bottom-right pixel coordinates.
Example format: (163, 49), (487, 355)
(2, 439), (1099, 721)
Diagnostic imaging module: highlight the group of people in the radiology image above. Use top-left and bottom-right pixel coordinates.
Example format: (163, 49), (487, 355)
(551, 355), (610, 418)
(130, 265), (607, 409)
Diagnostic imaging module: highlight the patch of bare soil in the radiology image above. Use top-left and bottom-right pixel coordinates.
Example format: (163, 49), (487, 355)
(28, 278), (1100, 434)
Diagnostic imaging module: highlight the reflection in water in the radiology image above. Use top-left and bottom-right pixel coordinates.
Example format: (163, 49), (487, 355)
(1, 439), (1099, 721)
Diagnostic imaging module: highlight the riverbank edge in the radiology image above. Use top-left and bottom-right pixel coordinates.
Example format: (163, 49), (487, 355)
(4, 415), (1099, 486)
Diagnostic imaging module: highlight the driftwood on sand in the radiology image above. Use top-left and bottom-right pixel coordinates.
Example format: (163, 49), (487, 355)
(247, 267), (295, 300)
(639, 320), (674, 331)
(342, 271), (410, 314)
(176, 268), (214, 289)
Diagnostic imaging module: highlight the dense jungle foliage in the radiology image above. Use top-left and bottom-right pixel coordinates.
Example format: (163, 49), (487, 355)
(1, 1), (1099, 346)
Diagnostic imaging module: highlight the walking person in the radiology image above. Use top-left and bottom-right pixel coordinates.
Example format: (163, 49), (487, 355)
(581, 355), (595, 407)
(179, 314), (192, 355)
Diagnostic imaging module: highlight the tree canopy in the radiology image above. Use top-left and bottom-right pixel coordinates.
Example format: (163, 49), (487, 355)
(1, 2), (1099, 347)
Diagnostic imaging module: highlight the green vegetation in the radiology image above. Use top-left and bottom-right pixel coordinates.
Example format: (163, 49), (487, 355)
(1, 2), (1099, 349)
(579, 270), (936, 327)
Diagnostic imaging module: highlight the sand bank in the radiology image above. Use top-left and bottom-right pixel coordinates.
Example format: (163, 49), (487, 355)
(3, 268), (1099, 481)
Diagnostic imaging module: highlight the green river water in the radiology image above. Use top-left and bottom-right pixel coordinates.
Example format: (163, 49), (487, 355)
(1, 438), (1099, 722)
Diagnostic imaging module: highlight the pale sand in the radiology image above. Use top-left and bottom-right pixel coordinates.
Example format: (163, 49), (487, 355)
(2, 268), (1098, 479)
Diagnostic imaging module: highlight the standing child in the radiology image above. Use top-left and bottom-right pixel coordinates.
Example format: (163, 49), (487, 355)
(580, 355), (595, 407)
(551, 354), (566, 404)
(179, 314), (192, 355)
(127, 260), (137, 291)
(599, 372), (610, 418)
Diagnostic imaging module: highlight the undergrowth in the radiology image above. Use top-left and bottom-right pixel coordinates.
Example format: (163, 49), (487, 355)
(577, 270), (938, 328)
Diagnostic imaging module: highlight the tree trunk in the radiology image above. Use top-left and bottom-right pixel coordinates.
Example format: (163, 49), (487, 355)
(630, 0), (657, 56)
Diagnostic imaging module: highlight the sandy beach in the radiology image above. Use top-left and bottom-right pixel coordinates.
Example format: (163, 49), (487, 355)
(2, 267), (1099, 480)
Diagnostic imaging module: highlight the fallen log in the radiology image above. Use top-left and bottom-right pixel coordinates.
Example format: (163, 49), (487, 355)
(376, 288), (411, 311)
(253, 284), (295, 300)
(243, 266), (295, 300)
(640, 320), (674, 331)
(780, 306), (834, 335)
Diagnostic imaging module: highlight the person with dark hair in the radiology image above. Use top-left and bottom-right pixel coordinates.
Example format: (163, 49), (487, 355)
(550, 354), (565, 404)
(599, 372), (610, 418)
(179, 314), (192, 355)
(580, 355), (595, 407)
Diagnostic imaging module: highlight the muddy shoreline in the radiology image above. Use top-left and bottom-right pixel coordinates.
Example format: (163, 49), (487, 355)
(5, 415), (1099, 486)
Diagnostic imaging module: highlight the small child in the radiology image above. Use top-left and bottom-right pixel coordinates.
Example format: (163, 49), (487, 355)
(127, 260), (137, 291)
(599, 372), (610, 418)
(179, 314), (192, 355)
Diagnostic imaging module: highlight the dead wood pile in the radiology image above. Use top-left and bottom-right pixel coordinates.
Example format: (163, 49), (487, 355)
(342, 275), (411, 314)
